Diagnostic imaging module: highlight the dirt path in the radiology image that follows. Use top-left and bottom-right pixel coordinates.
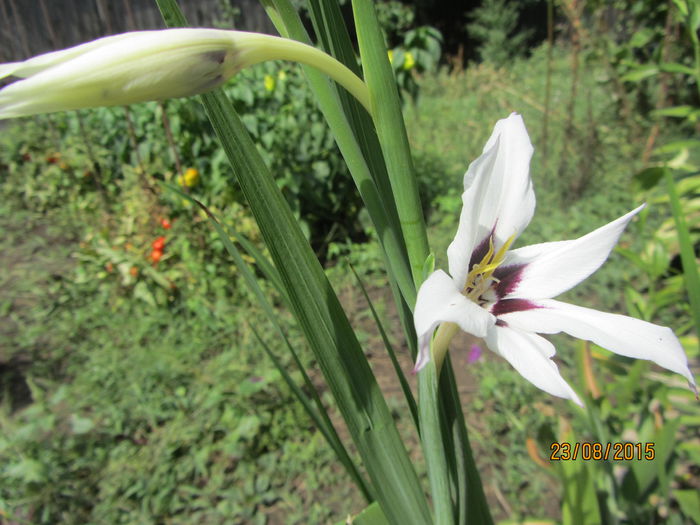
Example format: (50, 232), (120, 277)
(0, 206), (77, 410)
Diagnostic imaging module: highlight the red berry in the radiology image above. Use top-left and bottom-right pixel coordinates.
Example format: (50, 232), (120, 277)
(161, 218), (172, 230)
(150, 250), (163, 263)
(152, 236), (166, 251)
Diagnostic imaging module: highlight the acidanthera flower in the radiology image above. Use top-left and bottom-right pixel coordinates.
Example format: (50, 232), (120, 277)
(0, 28), (368, 119)
(414, 113), (696, 405)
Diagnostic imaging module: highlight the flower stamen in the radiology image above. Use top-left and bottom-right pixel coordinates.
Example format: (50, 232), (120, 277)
(463, 234), (516, 300)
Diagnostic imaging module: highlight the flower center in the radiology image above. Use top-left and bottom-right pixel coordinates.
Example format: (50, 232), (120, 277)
(463, 234), (515, 303)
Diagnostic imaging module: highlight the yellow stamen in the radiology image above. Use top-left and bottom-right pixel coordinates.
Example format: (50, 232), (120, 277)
(463, 233), (516, 299)
(431, 233), (516, 376)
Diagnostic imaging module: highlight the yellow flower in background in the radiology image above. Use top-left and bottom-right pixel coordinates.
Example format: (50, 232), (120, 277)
(277, 70), (287, 80)
(177, 168), (200, 188)
(387, 49), (394, 64)
(403, 51), (416, 71)
(264, 74), (276, 92)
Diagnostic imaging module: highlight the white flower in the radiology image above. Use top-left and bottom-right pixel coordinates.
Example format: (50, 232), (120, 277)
(0, 28), (369, 119)
(414, 113), (697, 405)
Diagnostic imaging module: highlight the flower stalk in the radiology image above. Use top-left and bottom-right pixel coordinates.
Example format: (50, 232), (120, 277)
(0, 29), (370, 119)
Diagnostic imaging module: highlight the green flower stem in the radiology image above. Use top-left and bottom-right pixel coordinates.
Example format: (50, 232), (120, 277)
(241, 32), (371, 112)
(432, 322), (459, 373)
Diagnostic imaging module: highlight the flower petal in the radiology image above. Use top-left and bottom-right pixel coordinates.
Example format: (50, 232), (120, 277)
(502, 299), (697, 390)
(485, 323), (583, 405)
(414, 270), (494, 371)
(0, 33), (137, 80)
(447, 113), (535, 287)
(0, 29), (261, 119)
(503, 205), (645, 300)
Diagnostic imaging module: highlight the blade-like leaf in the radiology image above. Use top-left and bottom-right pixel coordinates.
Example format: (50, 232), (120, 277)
(155, 2), (431, 522)
(351, 0), (429, 288)
(260, 0), (415, 307)
(349, 262), (418, 427)
(665, 170), (700, 349)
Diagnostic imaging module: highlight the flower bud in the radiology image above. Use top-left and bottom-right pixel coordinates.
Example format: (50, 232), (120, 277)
(0, 28), (369, 119)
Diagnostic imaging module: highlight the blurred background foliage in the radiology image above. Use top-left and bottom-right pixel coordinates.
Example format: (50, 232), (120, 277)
(0, 0), (699, 523)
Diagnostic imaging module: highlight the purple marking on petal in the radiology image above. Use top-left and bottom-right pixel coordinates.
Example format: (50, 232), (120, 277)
(491, 298), (542, 316)
(495, 318), (508, 327)
(469, 234), (492, 271)
(493, 264), (526, 298)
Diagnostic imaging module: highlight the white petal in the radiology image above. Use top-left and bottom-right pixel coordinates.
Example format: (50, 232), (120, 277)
(414, 270), (494, 370)
(503, 205), (645, 299)
(485, 324), (583, 405)
(0, 29), (265, 119)
(448, 113), (535, 287)
(502, 299), (697, 389)
(0, 32), (137, 79)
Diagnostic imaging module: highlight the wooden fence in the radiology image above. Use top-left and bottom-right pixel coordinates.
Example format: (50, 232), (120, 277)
(0, 0), (274, 62)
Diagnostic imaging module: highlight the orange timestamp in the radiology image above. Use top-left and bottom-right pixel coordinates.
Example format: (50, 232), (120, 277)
(550, 442), (655, 461)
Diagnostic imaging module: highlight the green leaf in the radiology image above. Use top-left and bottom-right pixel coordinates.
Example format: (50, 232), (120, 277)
(349, 262), (418, 428)
(633, 166), (667, 190)
(665, 170), (700, 351)
(659, 62), (697, 76)
(70, 414), (94, 434)
(652, 138), (700, 154)
(155, 2), (431, 522)
(651, 105), (699, 119)
(336, 501), (390, 525)
(675, 489), (700, 519)
(557, 432), (602, 525)
(351, 0), (429, 288)
(622, 419), (680, 500)
(620, 65), (659, 82)
(421, 253), (435, 282)
(261, 0), (415, 306)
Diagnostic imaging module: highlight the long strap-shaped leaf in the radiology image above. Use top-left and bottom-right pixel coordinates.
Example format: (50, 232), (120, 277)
(155, 2), (432, 522)
(350, 3), (494, 524)
(349, 3), (453, 523)
(665, 169), (700, 349)
(350, 0), (429, 288)
(260, 0), (420, 438)
(349, 262), (418, 427)
(259, 0), (415, 308)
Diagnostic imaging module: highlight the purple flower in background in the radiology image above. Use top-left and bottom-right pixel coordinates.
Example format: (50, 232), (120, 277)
(467, 344), (482, 364)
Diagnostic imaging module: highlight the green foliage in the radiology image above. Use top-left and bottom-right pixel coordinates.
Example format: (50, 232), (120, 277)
(466, 0), (534, 67)
(0, 301), (355, 524)
(2, 62), (368, 259)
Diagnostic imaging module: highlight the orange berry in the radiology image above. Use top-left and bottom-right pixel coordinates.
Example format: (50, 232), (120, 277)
(152, 236), (166, 251)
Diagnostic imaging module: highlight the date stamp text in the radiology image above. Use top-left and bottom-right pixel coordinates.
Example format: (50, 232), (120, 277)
(550, 442), (655, 461)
